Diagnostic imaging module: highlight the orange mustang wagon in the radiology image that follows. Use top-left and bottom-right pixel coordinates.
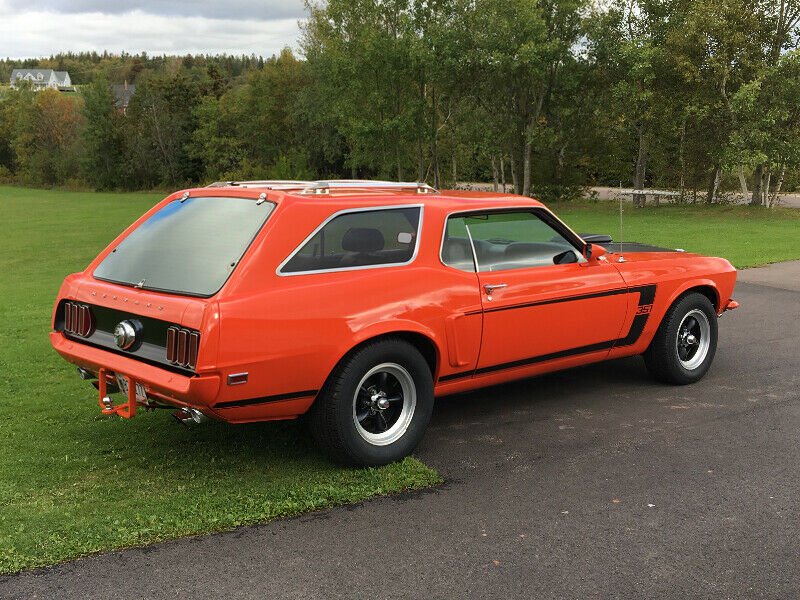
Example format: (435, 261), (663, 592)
(51, 180), (738, 466)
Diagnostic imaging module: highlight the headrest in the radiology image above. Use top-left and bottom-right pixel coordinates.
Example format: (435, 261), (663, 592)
(341, 228), (385, 253)
(443, 237), (472, 261)
(504, 242), (541, 261)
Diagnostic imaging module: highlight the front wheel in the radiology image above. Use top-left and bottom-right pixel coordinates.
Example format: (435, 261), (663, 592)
(309, 339), (434, 466)
(644, 292), (718, 385)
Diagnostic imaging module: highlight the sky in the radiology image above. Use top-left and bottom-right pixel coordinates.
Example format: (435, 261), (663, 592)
(0, 0), (307, 59)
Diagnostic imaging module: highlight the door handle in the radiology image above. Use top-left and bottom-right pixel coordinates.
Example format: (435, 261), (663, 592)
(483, 283), (508, 297)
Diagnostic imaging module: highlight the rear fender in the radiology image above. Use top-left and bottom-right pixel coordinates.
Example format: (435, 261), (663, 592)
(329, 320), (443, 382)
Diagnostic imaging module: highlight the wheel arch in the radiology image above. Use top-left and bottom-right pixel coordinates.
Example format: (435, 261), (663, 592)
(643, 282), (720, 385)
(664, 281), (720, 314)
(317, 328), (442, 398)
(640, 281), (720, 352)
(632, 281), (720, 355)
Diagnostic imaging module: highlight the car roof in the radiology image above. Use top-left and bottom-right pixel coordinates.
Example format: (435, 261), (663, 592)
(177, 180), (545, 211)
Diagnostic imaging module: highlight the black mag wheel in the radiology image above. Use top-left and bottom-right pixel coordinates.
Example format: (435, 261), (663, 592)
(309, 338), (434, 466)
(644, 292), (718, 385)
(353, 363), (417, 446)
(676, 309), (712, 370)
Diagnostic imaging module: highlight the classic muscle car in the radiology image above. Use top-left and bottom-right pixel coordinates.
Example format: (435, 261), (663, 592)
(51, 180), (738, 466)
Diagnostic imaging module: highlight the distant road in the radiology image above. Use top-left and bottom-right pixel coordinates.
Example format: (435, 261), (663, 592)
(589, 186), (800, 208)
(457, 183), (800, 208)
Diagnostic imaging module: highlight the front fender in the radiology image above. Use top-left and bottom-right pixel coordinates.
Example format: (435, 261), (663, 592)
(662, 278), (720, 312)
(612, 255), (737, 357)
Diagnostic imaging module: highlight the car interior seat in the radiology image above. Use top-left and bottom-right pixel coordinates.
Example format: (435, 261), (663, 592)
(339, 227), (386, 267)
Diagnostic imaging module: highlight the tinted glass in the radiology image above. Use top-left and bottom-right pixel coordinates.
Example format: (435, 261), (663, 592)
(441, 217), (476, 272)
(94, 196), (274, 296)
(281, 207), (421, 274)
(458, 211), (582, 272)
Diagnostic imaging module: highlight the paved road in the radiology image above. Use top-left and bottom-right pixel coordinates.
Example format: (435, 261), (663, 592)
(458, 182), (800, 207)
(3, 264), (800, 599)
(589, 186), (800, 208)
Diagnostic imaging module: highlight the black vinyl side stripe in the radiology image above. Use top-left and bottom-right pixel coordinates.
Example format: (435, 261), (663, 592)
(214, 389), (318, 409)
(465, 287), (630, 316)
(617, 284), (656, 345)
(439, 284), (657, 383)
(438, 372), (473, 382)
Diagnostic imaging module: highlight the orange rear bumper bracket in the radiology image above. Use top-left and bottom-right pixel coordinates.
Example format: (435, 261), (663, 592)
(97, 368), (137, 419)
(723, 299), (740, 313)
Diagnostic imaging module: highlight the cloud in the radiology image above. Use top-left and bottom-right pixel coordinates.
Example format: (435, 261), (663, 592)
(0, 3), (304, 59)
(3, 0), (307, 20)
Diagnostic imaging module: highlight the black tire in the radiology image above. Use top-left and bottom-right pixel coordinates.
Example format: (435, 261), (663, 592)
(308, 338), (434, 466)
(644, 292), (718, 385)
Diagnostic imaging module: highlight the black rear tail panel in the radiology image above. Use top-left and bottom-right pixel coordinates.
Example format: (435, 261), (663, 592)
(54, 301), (198, 375)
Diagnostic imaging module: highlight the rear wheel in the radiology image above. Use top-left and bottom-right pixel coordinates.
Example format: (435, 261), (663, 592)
(644, 292), (718, 385)
(309, 339), (434, 466)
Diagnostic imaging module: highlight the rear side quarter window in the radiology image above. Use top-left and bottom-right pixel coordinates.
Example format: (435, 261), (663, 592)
(279, 206), (422, 274)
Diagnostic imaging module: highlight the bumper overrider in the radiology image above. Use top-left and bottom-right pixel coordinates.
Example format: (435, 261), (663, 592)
(50, 332), (220, 419)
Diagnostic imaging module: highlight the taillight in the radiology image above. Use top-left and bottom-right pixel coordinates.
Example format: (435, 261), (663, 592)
(166, 326), (200, 369)
(63, 302), (94, 337)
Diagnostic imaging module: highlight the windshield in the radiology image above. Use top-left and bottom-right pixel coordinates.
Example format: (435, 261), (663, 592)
(94, 196), (274, 297)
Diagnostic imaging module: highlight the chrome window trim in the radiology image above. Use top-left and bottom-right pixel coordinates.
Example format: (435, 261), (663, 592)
(437, 210), (478, 273)
(276, 204), (425, 276)
(465, 223), (481, 272)
(437, 205), (587, 273)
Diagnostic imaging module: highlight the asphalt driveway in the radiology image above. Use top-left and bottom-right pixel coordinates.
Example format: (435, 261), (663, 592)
(2, 263), (799, 599)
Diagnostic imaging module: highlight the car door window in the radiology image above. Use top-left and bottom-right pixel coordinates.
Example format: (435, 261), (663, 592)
(444, 211), (583, 273)
(280, 206), (421, 274)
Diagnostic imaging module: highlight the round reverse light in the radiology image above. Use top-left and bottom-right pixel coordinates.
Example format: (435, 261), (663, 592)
(113, 320), (137, 350)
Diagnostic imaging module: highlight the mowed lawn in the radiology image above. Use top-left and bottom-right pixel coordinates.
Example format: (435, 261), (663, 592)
(0, 185), (439, 575)
(1, 185), (798, 575)
(551, 200), (800, 269)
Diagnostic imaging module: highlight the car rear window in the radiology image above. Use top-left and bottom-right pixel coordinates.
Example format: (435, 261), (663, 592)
(93, 196), (274, 297)
(280, 206), (421, 274)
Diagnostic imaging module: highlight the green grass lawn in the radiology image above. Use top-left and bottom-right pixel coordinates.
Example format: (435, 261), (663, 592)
(551, 200), (800, 269)
(1, 185), (798, 575)
(0, 185), (440, 575)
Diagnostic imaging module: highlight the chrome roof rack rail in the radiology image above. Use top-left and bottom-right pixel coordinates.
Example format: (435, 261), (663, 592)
(206, 179), (440, 195)
(206, 180), (313, 189)
(300, 180), (439, 195)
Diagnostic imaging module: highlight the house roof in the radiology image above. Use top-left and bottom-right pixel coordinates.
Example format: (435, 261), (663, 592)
(10, 68), (71, 86)
(11, 68), (54, 80)
(111, 83), (137, 108)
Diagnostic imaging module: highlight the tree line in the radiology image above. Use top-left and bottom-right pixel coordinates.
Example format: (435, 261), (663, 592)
(1, 0), (799, 205)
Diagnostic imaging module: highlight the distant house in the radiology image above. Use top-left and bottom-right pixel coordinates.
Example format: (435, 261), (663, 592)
(10, 69), (72, 90)
(111, 81), (136, 113)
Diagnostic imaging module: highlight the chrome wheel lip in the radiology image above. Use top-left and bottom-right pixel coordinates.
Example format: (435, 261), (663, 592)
(352, 363), (416, 446)
(676, 308), (711, 370)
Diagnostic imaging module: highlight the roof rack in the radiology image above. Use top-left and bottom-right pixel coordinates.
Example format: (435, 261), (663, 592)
(206, 179), (439, 195)
(206, 180), (313, 189)
(300, 180), (439, 195)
